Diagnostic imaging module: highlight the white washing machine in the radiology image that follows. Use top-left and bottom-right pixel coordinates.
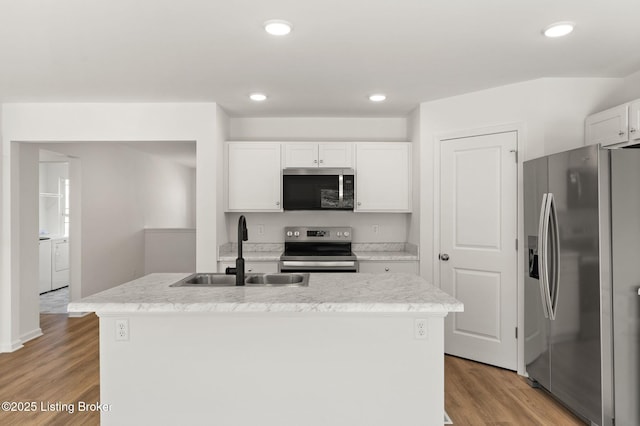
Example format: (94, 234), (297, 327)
(52, 237), (70, 290)
(39, 238), (52, 294)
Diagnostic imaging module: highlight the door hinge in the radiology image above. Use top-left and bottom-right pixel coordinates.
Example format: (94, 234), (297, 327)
(515, 327), (518, 339)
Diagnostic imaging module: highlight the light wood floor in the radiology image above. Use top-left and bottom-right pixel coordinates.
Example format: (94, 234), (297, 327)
(445, 355), (585, 425)
(1, 314), (585, 425)
(0, 314), (100, 426)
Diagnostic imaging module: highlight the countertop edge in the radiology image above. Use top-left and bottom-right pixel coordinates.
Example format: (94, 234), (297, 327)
(68, 302), (463, 314)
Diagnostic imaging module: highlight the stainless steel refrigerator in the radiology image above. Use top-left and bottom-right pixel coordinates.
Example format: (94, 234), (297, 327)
(524, 144), (640, 426)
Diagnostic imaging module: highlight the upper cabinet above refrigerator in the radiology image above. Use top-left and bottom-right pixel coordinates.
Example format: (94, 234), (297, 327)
(585, 99), (640, 148)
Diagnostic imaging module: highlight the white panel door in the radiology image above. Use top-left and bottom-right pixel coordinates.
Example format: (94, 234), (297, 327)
(440, 131), (518, 370)
(227, 142), (282, 211)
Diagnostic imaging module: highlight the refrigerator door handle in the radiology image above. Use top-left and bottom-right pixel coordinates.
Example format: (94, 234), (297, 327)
(548, 193), (560, 321)
(541, 193), (555, 321)
(537, 193), (550, 319)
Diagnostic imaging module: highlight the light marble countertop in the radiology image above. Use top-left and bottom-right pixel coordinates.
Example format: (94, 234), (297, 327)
(68, 272), (462, 314)
(353, 251), (418, 261)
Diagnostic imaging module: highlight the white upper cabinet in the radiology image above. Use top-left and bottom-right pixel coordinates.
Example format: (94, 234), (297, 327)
(586, 100), (640, 148)
(283, 142), (353, 168)
(318, 143), (353, 167)
(227, 142), (282, 212)
(355, 142), (411, 212)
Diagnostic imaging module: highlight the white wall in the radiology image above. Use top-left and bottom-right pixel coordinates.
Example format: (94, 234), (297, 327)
(138, 151), (195, 228)
(226, 116), (412, 243)
(600, 69), (640, 109)
(216, 106), (229, 246)
(407, 108), (421, 246)
(144, 229), (196, 274)
(225, 212), (409, 243)
(15, 143), (41, 342)
(0, 103), (218, 352)
(229, 117), (407, 141)
(0, 105), (11, 351)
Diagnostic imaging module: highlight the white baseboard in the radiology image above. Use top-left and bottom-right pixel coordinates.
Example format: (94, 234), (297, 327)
(21, 328), (43, 344)
(68, 311), (91, 318)
(0, 338), (24, 353)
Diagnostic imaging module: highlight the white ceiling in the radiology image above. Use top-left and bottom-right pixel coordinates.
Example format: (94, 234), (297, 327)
(1, 0), (639, 117)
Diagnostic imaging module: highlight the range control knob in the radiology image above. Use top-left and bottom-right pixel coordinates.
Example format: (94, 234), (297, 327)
(294, 231), (300, 237)
(337, 232), (342, 237)
(286, 231), (293, 237)
(343, 231), (350, 237)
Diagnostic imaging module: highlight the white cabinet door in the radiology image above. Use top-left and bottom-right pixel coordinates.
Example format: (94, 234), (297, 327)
(355, 143), (411, 212)
(284, 143), (353, 168)
(585, 104), (629, 147)
(629, 100), (640, 144)
(227, 142), (282, 211)
(358, 261), (418, 274)
(283, 143), (318, 168)
(318, 143), (353, 168)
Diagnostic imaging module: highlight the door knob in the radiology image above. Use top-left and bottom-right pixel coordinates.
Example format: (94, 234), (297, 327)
(439, 253), (450, 261)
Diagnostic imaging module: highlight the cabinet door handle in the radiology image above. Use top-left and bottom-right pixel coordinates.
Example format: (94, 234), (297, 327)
(618, 130), (626, 136)
(276, 201), (280, 206)
(313, 160), (318, 164)
(439, 253), (450, 261)
(319, 159), (324, 164)
(384, 267), (390, 272)
(357, 202), (362, 206)
(630, 128), (637, 133)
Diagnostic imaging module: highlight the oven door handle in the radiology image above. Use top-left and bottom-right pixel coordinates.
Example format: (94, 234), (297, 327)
(338, 173), (344, 207)
(281, 261), (356, 267)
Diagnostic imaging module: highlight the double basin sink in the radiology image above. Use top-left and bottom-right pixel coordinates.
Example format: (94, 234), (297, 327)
(170, 272), (310, 288)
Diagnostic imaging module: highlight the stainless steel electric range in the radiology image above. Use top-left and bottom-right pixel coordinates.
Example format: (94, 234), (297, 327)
(279, 226), (358, 273)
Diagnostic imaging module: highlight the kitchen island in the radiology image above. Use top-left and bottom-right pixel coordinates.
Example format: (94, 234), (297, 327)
(68, 273), (462, 426)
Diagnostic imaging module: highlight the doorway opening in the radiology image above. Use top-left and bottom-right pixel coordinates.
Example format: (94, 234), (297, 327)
(38, 150), (72, 314)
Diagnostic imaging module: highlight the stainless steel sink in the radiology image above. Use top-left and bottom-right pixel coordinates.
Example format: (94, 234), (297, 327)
(170, 273), (309, 287)
(171, 273), (237, 286)
(245, 273), (309, 286)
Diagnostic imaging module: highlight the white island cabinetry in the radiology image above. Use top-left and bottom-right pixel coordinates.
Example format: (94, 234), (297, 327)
(69, 273), (462, 426)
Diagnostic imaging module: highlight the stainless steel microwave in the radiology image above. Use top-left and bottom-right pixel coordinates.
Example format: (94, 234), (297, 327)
(283, 168), (355, 211)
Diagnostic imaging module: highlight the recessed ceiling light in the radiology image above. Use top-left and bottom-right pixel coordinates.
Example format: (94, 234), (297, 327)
(249, 93), (267, 101)
(369, 94), (386, 102)
(543, 22), (575, 38)
(264, 20), (292, 36)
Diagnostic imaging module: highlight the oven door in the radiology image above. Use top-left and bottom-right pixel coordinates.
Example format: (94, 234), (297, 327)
(279, 260), (358, 273)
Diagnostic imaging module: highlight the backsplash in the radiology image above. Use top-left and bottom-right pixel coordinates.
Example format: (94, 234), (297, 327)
(224, 212), (410, 243)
